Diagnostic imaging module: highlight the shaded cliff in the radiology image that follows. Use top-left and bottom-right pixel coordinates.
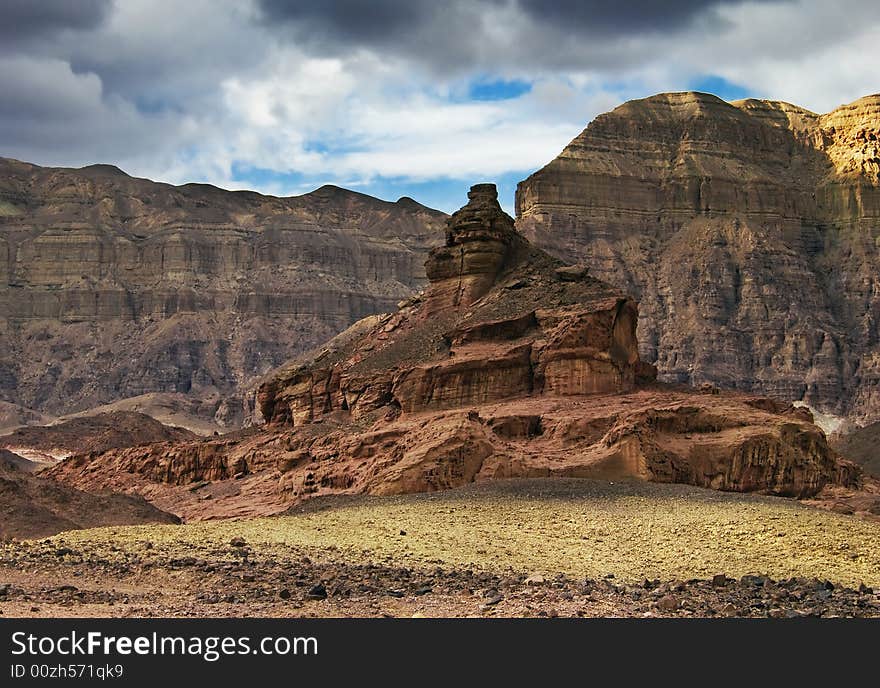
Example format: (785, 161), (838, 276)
(47, 185), (864, 521)
(0, 157), (445, 426)
(517, 92), (880, 425)
(0, 450), (179, 539)
(832, 422), (880, 477)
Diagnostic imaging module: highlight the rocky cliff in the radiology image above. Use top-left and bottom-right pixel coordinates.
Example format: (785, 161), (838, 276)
(48, 185), (866, 521)
(0, 449), (179, 539)
(0, 411), (197, 465)
(517, 92), (880, 426)
(0, 157), (445, 427)
(831, 422), (880, 478)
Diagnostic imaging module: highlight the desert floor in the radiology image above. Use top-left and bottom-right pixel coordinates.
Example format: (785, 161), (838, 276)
(1, 478), (878, 618)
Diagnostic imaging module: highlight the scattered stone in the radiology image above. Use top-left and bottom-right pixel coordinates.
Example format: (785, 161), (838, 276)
(230, 537), (247, 548)
(740, 575), (768, 587)
(719, 603), (738, 617)
(170, 557), (196, 567)
(712, 574), (728, 587)
(278, 589), (291, 600)
(554, 265), (589, 282)
(524, 575), (546, 586)
(307, 584), (328, 601)
(655, 595), (679, 611)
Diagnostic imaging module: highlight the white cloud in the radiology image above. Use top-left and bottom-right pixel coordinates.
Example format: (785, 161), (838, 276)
(0, 54), (190, 169)
(703, 1), (880, 111)
(0, 0), (877, 202)
(172, 52), (621, 188)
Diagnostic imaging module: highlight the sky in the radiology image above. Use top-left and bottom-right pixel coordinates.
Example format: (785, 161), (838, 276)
(0, 0), (878, 214)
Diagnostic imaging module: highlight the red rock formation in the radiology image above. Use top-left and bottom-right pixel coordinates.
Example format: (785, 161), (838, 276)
(259, 184), (641, 426)
(46, 185), (867, 521)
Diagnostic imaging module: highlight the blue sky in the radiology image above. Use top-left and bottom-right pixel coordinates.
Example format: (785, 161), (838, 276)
(687, 76), (751, 102)
(225, 74), (753, 214)
(1, 1), (877, 215)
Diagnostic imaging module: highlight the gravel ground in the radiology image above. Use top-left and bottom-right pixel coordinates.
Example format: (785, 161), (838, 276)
(1, 478), (878, 618)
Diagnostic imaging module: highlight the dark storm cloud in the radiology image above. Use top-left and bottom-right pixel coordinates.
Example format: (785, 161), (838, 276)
(0, 0), (112, 41)
(516, 0), (753, 32)
(257, 0), (784, 52)
(253, 0), (793, 75)
(257, 0), (435, 42)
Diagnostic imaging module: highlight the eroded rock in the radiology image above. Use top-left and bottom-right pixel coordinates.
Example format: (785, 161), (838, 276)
(45, 185), (865, 520)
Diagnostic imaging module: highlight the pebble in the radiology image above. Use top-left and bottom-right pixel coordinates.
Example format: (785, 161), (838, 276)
(307, 584), (328, 600)
(718, 603), (738, 617)
(655, 594), (679, 611)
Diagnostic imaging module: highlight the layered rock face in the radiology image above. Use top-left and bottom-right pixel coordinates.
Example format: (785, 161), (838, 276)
(517, 92), (880, 425)
(0, 158), (445, 426)
(48, 186), (864, 521)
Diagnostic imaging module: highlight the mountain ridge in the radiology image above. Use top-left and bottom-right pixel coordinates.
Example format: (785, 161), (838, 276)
(517, 90), (880, 427)
(0, 156), (446, 429)
(46, 185), (870, 522)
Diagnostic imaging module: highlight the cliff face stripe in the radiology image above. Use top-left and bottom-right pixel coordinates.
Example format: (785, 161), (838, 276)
(516, 91), (880, 427)
(0, 157), (446, 426)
